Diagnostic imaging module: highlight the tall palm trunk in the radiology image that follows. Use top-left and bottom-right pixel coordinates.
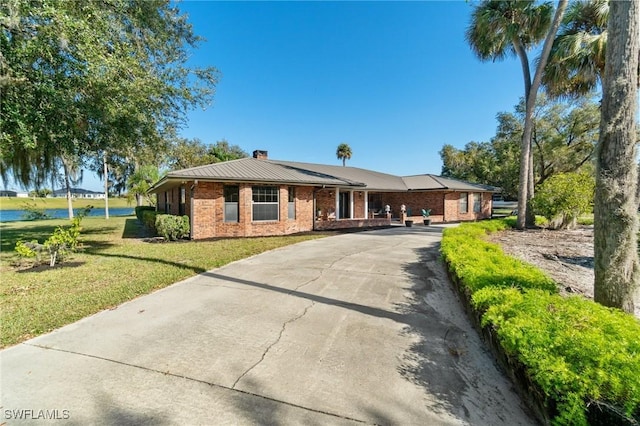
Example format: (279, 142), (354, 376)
(594, 0), (639, 313)
(526, 143), (536, 227)
(516, 0), (568, 229)
(512, 37), (538, 228)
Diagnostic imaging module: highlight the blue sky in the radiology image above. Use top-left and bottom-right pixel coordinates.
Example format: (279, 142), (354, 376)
(173, 0), (527, 177)
(7, 1), (532, 192)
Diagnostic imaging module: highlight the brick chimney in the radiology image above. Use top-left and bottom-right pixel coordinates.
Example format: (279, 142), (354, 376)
(253, 150), (268, 160)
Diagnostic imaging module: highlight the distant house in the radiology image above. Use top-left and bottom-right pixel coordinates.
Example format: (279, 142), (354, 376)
(148, 150), (498, 240)
(52, 188), (105, 199)
(0, 189), (28, 198)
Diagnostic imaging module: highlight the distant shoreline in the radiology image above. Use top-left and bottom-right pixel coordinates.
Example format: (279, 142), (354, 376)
(0, 197), (138, 211)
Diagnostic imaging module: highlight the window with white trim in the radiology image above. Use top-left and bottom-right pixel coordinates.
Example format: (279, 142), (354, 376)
(224, 185), (239, 222)
(459, 192), (468, 214)
(288, 187), (296, 220)
(252, 186), (279, 221)
(473, 193), (481, 213)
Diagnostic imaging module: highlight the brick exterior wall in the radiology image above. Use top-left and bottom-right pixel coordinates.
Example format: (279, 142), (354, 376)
(155, 182), (493, 239)
(353, 191), (366, 218)
(371, 190), (492, 223)
(156, 185), (191, 218)
(315, 189), (336, 219)
(159, 181), (316, 239)
(378, 191), (445, 219)
(442, 191), (492, 222)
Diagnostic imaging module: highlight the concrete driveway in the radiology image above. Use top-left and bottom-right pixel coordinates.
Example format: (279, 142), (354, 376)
(1, 226), (535, 425)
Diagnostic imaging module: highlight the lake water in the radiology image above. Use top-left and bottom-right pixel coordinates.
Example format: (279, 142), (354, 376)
(0, 208), (135, 222)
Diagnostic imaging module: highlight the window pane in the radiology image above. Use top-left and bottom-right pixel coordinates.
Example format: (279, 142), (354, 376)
(252, 186), (278, 203)
(473, 193), (481, 212)
(368, 193), (382, 211)
(225, 203), (238, 222)
(459, 192), (468, 213)
(224, 185), (239, 202)
(252, 186), (279, 221)
(288, 187), (295, 219)
(253, 203), (278, 221)
(224, 186), (239, 222)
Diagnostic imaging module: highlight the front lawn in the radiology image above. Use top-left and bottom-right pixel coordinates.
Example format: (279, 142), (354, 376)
(0, 216), (329, 348)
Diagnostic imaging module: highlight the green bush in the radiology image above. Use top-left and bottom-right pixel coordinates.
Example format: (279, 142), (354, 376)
(531, 172), (595, 229)
(473, 287), (640, 425)
(441, 221), (557, 293)
(141, 210), (157, 231)
(135, 205), (156, 221)
(441, 219), (640, 425)
(14, 240), (43, 266)
(155, 214), (190, 241)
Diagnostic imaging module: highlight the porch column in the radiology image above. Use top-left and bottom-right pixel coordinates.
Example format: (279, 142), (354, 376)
(349, 190), (354, 219)
(364, 191), (368, 218)
(335, 189), (340, 219)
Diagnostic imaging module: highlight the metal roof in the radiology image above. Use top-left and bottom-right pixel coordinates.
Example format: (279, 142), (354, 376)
(149, 158), (364, 193)
(402, 174), (499, 192)
(149, 158), (499, 193)
(268, 160), (408, 191)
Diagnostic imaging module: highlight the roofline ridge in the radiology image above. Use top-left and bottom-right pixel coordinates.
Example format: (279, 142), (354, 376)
(168, 157), (252, 175)
(269, 159), (366, 186)
(427, 174), (449, 189)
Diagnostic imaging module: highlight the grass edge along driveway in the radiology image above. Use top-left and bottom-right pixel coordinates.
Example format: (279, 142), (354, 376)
(0, 216), (330, 348)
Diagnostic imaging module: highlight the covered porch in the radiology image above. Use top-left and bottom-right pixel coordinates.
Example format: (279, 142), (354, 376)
(313, 187), (392, 230)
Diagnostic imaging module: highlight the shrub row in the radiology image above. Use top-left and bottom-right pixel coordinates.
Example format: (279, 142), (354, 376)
(137, 210), (189, 241)
(155, 214), (190, 241)
(135, 205), (156, 222)
(141, 210), (157, 231)
(441, 220), (640, 425)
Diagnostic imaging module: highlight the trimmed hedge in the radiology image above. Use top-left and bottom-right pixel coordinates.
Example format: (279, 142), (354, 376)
(441, 220), (640, 425)
(141, 210), (157, 231)
(155, 214), (190, 241)
(135, 206), (156, 222)
(440, 220), (556, 294)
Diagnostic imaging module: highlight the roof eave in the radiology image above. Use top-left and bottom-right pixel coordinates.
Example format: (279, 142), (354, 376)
(148, 175), (366, 194)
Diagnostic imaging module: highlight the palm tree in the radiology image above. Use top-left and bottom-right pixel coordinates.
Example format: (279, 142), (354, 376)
(543, 0), (609, 98)
(466, 2), (553, 99)
(593, 0), (639, 314)
(127, 165), (160, 207)
(336, 143), (352, 167)
(466, 0), (568, 229)
(540, 0), (639, 312)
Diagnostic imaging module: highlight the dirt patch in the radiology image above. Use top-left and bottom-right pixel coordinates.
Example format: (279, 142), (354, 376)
(487, 226), (639, 318)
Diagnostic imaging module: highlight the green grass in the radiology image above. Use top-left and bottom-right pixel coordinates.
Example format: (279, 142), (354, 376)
(0, 196), (134, 210)
(0, 217), (330, 347)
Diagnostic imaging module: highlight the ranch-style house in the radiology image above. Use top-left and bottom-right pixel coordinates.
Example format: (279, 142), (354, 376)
(148, 150), (497, 240)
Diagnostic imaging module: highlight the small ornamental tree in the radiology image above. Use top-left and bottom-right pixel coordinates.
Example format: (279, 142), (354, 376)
(14, 206), (91, 267)
(531, 172), (595, 229)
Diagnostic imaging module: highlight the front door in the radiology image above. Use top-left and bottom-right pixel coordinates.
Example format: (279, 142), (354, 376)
(339, 192), (350, 219)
